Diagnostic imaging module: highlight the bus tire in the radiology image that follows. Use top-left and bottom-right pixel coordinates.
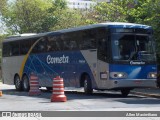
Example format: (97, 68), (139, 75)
(84, 75), (93, 94)
(14, 75), (22, 91)
(121, 89), (130, 97)
(22, 75), (30, 91)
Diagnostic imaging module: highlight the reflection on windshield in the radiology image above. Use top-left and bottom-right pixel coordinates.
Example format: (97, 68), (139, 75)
(111, 34), (156, 61)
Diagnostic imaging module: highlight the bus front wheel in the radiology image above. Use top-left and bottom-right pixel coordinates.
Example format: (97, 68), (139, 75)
(121, 89), (130, 97)
(84, 75), (93, 94)
(14, 75), (22, 91)
(22, 75), (30, 91)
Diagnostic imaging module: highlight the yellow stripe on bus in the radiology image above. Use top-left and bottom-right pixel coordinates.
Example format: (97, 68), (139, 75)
(19, 37), (44, 79)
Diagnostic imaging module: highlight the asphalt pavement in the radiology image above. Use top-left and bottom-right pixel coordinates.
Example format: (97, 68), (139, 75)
(131, 88), (160, 98)
(1, 80), (160, 98)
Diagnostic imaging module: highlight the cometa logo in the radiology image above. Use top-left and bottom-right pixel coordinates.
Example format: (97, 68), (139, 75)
(130, 61), (145, 65)
(47, 55), (69, 64)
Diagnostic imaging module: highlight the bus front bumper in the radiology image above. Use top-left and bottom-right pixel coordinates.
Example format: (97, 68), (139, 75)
(108, 79), (157, 90)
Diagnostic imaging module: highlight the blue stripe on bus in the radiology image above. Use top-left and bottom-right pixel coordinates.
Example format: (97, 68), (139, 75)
(23, 51), (96, 87)
(109, 64), (157, 80)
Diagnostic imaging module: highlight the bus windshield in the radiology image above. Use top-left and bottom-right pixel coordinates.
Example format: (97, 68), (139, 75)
(111, 34), (156, 61)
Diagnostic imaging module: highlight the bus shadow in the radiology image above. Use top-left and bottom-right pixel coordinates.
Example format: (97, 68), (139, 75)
(1, 89), (51, 99)
(65, 91), (141, 99)
(1, 88), (144, 100)
(117, 98), (160, 105)
(1, 89), (160, 106)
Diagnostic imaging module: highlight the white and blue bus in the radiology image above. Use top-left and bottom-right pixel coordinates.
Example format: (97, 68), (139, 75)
(2, 22), (157, 96)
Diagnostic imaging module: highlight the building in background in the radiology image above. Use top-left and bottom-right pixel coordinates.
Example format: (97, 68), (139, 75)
(67, 0), (110, 10)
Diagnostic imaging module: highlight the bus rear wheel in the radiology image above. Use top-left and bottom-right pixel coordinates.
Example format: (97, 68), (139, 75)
(121, 89), (130, 97)
(84, 75), (93, 94)
(22, 75), (30, 91)
(14, 75), (22, 91)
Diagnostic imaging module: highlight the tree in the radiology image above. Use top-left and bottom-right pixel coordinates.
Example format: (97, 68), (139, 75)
(94, 0), (160, 52)
(125, 0), (160, 52)
(0, 0), (67, 34)
(51, 9), (98, 31)
(0, 34), (7, 67)
(0, 0), (97, 34)
(0, 0), (7, 14)
(94, 0), (134, 22)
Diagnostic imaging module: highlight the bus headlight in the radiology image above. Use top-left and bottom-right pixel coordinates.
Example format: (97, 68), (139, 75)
(110, 72), (127, 78)
(148, 72), (157, 78)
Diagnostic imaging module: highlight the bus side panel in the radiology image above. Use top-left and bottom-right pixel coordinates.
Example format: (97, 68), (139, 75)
(97, 60), (110, 89)
(23, 51), (97, 88)
(80, 50), (98, 89)
(2, 56), (24, 85)
(23, 54), (54, 87)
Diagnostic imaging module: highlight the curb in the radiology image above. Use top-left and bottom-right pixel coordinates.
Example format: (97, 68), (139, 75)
(131, 91), (160, 98)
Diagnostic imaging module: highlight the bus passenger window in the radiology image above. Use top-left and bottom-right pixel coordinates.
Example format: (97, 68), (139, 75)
(61, 34), (68, 50)
(98, 38), (107, 59)
(47, 36), (63, 51)
(20, 40), (31, 55)
(62, 33), (78, 50)
(97, 28), (108, 61)
(80, 30), (96, 49)
(2, 43), (11, 57)
(46, 36), (56, 51)
(70, 41), (78, 50)
(63, 41), (70, 50)
(10, 41), (20, 56)
(32, 37), (47, 53)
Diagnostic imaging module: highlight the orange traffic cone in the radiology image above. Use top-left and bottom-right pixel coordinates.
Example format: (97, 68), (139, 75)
(0, 91), (2, 97)
(29, 73), (41, 96)
(51, 76), (67, 102)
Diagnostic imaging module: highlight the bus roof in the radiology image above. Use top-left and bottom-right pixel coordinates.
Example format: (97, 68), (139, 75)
(3, 22), (152, 43)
